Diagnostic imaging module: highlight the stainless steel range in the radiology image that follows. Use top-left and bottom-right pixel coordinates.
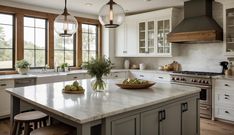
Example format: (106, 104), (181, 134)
(170, 71), (222, 119)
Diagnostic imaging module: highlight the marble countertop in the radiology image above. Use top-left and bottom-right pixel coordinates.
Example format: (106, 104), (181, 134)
(0, 69), (171, 80)
(6, 79), (200, 124)
(213, 75), (234, 81)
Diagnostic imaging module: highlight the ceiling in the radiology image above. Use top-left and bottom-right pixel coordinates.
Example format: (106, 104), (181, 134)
(6, 0), (189, 15)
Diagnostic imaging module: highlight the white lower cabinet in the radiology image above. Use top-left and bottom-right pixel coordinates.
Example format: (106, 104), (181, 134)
(129, 71), (171, 83)
(214, 78), (234, 122)
(66, 73), (90, 81)
(107, 97), (198, 135)
(36, 75), (66, 84)
(0, 80), (14, 118)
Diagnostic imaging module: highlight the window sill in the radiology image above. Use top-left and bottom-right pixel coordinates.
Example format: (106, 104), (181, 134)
(0, 70), (18, 75)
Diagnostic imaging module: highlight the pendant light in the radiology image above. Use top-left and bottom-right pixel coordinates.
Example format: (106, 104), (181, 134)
(54, 0), (78, 37)
(98, 0), (125, 28)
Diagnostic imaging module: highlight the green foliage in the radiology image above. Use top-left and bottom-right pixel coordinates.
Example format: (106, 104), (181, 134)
(82, 57), (112, 78)
(60, 62), (68, 69)
(16, 59), (30, 68)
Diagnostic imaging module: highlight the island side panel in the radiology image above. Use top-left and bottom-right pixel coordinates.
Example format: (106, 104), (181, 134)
(104, 94), (199, 135)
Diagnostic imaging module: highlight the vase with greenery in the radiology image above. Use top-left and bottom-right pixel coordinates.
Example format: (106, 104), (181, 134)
(16, 59), (30, 75)
(60, 63), (69, 72)
(82, 57), (112, 91)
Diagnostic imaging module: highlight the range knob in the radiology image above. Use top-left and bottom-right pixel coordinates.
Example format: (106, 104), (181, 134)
(193, 79), (197, 82)
(206, 81), (209, 84)
(176, 78), (180, 81)
(203, 80), (206, 84)
(198, 80), (202, 83)
(172, 77), (175, 81)
(181, 78), (185, 81)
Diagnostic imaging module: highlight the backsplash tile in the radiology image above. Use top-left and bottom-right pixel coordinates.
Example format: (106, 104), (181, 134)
(127, 43), (227, 73)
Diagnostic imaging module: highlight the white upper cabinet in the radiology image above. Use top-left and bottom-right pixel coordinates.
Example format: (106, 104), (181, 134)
(115, 8), (182, 57)
(224, 1), (234, 57)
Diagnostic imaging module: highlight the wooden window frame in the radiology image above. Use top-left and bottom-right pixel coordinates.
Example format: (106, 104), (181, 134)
(23, 16), (48, 68)
(0, 5), (102, 72)
(0, 12), (15, 70)
(81, 23), (98, 63)
(54, 34), (76, 67)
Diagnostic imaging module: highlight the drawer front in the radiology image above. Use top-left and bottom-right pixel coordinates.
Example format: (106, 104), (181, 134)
(15, 78), (36, 87)
(215, 80), (234, 91)
(215, 91), (234, 106)
(66, 74), (87, 81)
(154, 73), (171, 83)
(130, 72), (154, 81)
(0, 80), (14, 89)
(215, 106), (234, 121)
(110, 72), (126, 79)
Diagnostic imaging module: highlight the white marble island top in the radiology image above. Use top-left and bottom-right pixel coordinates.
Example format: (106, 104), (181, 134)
(6, 79), (200, 124)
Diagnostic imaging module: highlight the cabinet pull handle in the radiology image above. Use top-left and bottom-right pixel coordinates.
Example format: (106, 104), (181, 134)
(73, 77), (78, 79)
(158, 77), (164, 79)
(115, 75), (118, 77)
(225, 97), (230, 100)
(0, 84), (7, 86)
(181, 102), (188, 112)
(225, 94), (230, 97)
(225, 84), (229, 87)
(140, 75), (144, 77)
(158, 111), (163, 122)
(225, 111), (230, 114)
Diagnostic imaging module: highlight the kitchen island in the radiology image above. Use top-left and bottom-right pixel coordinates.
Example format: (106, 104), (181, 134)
(6, 79), (200, 135)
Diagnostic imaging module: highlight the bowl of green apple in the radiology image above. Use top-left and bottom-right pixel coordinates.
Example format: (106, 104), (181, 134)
(63, 80), (85, 94)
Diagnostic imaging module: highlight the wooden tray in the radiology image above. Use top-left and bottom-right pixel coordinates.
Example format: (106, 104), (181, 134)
(116, 82), (155, 89)
(62, 89), (85, 94)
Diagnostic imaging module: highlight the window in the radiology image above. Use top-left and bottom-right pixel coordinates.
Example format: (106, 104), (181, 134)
(24, 17), (47, 68)
(82, 24), (98, 62)
(54, 33), (76, 67)
(0, 13), (14, 69)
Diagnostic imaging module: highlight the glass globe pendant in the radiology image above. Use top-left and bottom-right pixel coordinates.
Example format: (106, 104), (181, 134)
(54, 0), (78, 37)
(98, 0), (125, 28)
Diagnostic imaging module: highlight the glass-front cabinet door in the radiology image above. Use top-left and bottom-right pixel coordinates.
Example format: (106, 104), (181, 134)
(147, 21), (155, 54)
(226, 8), (234, 56)
(139, 22), (146, 53)
(157, 19), (171, 55)
(138, 21), (155, 54)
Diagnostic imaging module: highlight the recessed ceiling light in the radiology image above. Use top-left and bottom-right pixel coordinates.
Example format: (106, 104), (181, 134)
(85, 3), (93, 6)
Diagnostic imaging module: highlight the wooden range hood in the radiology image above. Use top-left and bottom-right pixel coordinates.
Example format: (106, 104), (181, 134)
(168, 0), (223, 43)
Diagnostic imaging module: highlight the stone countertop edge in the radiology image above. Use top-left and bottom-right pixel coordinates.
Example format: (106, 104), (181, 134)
(212, 75), (234, 81)
(6, 85), (200, 124)
(0, 69), (172, 80)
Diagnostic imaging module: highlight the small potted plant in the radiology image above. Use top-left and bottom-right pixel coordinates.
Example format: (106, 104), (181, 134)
(60, 63), (69, 72)
(82, 57), (112, 91)
(16, 59), (30, 75)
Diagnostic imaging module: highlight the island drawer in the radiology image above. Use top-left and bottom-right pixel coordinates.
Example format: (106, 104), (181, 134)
(0, 80), (14, 89)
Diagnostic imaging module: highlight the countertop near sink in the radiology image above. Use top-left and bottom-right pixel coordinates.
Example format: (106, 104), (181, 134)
(0, 69), (171, 81)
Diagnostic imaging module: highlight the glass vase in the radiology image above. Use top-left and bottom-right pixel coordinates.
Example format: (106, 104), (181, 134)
(91, 77), (106, 92)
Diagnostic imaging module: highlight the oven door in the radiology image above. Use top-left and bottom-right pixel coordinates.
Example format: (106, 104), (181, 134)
(199, 87), (211, 105)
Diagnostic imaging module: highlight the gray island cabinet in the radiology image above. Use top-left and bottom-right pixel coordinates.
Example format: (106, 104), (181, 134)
(6, 79), (200, 135)
(105, 95), (199, 135)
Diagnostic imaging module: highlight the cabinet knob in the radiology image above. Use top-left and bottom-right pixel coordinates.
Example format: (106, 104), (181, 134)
(225, 111), (230, 114)
(225, 97), (229, 100)
(225, 84), (229, 87)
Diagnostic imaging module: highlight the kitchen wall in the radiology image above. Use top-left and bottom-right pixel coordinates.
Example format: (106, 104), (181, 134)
(127, 43), (227, 72)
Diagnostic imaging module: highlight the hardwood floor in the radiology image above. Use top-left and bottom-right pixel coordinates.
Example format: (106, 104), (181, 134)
(200, 118), (234, 135)
(0, 118), (234, 135)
